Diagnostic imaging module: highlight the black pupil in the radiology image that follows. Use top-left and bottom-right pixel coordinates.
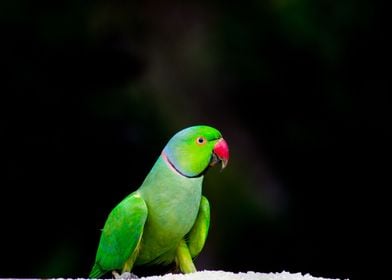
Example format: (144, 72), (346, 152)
(198, 137), (204, 143)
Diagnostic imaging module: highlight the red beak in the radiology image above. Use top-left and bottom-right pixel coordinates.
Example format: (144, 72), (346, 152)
(213, 138), (229, 169)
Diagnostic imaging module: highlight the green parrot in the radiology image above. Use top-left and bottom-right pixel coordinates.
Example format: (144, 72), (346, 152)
(89, 125), (229, 278)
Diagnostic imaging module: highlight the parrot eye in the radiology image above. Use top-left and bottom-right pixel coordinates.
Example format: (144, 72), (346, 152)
(196, 136), (207, 145)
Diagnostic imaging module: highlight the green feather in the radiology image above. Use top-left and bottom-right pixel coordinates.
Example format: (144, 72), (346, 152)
(89, 193), (147, 278)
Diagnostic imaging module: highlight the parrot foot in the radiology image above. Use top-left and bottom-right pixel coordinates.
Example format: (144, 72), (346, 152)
(112, 271), (139, 279)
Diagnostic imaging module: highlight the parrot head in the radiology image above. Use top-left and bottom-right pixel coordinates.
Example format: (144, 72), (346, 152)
(162, 125), (229, 178)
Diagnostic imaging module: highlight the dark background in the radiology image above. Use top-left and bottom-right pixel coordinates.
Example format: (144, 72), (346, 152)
(1, 1), (389, 279)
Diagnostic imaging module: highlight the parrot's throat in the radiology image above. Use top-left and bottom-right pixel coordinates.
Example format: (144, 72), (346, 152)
(161, 152), (204, 178)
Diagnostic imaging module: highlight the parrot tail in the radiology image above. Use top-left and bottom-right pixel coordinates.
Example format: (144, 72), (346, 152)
(89, 263), (105, 279)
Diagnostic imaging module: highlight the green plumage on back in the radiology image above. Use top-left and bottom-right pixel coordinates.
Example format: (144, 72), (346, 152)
(89, 125), (229, 278)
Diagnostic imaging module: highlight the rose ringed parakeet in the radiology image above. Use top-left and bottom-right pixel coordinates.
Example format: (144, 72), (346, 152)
(89, 125), (229, 278)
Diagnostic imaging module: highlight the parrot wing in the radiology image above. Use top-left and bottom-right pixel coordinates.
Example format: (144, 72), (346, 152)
(90, 192), (148, 277)
(175, 196), (210, 274)
(186, 195), (210, 258)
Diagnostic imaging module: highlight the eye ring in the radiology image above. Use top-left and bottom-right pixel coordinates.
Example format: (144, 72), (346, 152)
(196, 136), (206, 145)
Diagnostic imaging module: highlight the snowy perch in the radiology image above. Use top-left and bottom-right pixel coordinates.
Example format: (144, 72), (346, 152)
(134, 270), (348, 280)
(15, 270), (346, 280)
(1, 270), (348, 280)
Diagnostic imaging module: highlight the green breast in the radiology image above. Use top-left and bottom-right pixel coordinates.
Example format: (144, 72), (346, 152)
(136, 156), (203, 265)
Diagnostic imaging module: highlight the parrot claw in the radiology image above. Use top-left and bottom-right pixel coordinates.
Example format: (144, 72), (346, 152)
(112, 271), (139, 279)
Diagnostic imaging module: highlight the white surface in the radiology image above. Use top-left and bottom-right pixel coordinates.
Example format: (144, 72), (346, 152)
(135, 270), (347, 280)
(0, 271), (347, 280)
